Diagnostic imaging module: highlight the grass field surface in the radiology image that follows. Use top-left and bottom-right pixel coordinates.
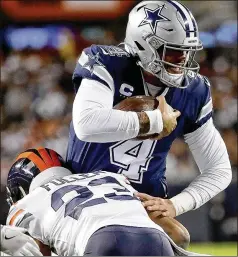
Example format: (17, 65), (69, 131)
(188, 242), (237, 256)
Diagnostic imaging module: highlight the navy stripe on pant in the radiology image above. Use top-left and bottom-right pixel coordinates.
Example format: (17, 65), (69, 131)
(84, 225), (174, 256)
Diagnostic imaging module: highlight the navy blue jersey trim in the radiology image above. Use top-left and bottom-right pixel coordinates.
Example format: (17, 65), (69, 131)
(185, 112), (213, 134)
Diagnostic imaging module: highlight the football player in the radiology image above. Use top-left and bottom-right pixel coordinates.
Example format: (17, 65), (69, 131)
(66, 0), (231, 245)
(1, 225), (43, 256)
(6, 147), (202, 256)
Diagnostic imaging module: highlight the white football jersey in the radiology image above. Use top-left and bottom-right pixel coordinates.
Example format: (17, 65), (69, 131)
(7, 170), (164, 256)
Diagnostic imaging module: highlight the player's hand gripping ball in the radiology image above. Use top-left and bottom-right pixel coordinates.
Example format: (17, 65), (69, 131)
(114, 95), (180, 140)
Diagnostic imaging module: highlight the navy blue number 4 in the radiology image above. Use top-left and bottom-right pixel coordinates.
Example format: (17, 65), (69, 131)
(51, 176), (137, 220)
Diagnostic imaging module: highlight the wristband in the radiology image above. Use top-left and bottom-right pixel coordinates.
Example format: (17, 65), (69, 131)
(144, 109), (163, 134)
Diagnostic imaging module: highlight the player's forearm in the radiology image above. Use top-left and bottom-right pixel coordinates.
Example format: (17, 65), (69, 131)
(137, 112), (150, 134)
(171, 119), (232, 216)
(73, 79), (163, 142)
(73, 79), (138, 142)
(75, 110), (162, 142)
(74, 107), (140, 142)
(137, 109), (163, 136)
(171, 167), (232, 216)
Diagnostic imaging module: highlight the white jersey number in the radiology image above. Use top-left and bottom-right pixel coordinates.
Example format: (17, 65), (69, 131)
(109, 140), (157, 184)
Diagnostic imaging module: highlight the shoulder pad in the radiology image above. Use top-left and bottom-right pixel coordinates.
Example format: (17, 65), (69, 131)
(7, 205), (34, 229)
(73, 44), (131, 93)
(187, 73), (211, 94)
(94, 45), (130, 58)
(184, 73), (213, 133)
(203, 76), (211, 87)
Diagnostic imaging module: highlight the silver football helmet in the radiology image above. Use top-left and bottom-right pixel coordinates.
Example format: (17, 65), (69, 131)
(124, 0), (203, 88)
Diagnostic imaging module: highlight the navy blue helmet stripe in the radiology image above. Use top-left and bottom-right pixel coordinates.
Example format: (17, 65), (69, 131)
(179, 1), (198, 37)
(167, 0), (191, 37)
(191, 20), (197, 37)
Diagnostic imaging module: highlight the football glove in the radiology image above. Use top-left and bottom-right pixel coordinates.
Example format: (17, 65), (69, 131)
(1, 225), (43, 256)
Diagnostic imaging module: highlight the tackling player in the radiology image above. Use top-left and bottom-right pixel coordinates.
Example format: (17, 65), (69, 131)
(66, 0), (232, 246)
(5, 147), (193, 256)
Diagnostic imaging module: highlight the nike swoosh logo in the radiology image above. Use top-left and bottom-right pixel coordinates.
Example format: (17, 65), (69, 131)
(5, 235), (16, 240)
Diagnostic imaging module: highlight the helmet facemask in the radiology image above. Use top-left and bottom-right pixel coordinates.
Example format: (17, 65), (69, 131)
(6, 185), (27, 207)
(6, 186), (14, 207)
(139, 33), (203, 88)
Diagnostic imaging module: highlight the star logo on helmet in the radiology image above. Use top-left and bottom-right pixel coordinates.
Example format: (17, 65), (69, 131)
(139, 5), (170, 34)
(83, 53), (105, 75)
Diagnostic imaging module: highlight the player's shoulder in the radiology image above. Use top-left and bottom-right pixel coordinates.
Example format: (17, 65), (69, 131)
(78, 44), (134, 71)
(185, 72), (211, 102)
(7, 201), (28, 226)
(182, 72), (213, 133)
(73, 44), (138, 92)
(187, 72), (211, 94)
(85, 44), (131, 60)
(7, 190), (45, 227)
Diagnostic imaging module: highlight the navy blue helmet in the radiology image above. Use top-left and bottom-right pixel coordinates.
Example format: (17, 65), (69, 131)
(6, 147), (65, 206)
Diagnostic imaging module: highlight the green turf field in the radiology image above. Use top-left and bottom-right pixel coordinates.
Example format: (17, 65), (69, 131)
(188, 242), (237, 256)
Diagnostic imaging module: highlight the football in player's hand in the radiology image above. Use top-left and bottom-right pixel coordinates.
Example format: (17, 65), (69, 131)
(114, 96), (159, 140)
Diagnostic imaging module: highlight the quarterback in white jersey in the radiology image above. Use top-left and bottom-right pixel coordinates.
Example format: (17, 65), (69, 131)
(6, 148), (209, 256)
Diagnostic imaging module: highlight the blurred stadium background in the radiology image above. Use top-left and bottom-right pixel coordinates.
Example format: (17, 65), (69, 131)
(0, 1), (237, 255)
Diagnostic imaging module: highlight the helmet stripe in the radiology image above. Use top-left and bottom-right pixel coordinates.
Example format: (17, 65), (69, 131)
(167, 0), (195, 38)
(16, 152), (47, 172)
(179, 1), (198, 37)
(23, 148), (44, 159)
(49, 149), (62, 166)
(37, 147), (54, 167)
